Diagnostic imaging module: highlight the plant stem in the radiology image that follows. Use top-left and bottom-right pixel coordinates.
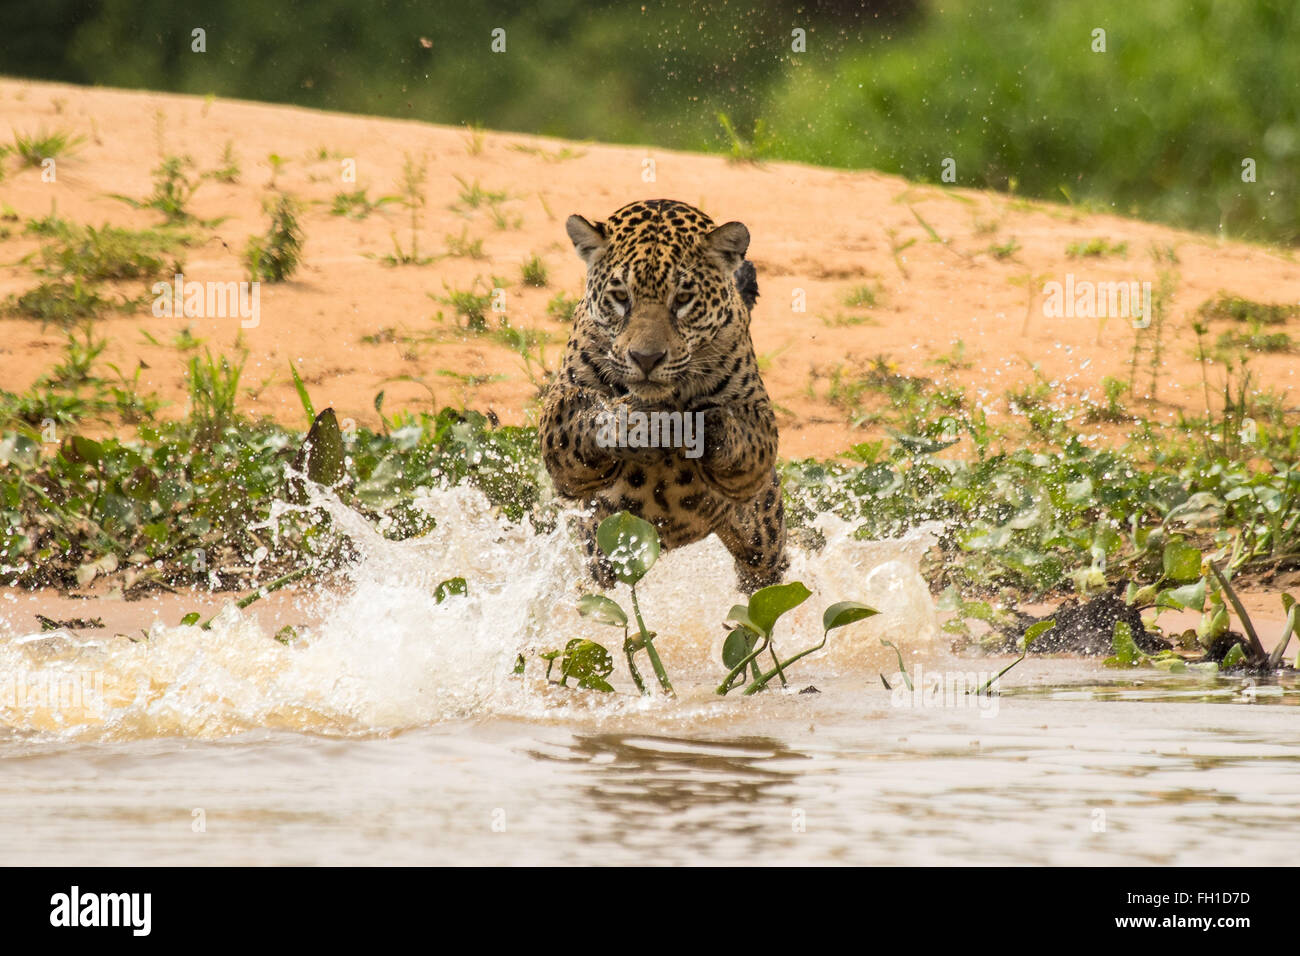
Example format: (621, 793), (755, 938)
(1208, 562), (1268, 663)
(629, 585), (673, 696)
(973, 648), (1028, 696)
(1267, 605), (1297, 670)
(715, 633), (770, 695)
(767, 645), (789, 687)
(201, 566), (310, 630)
(744, 632), (828, 695)
(622, 626), (647, 695)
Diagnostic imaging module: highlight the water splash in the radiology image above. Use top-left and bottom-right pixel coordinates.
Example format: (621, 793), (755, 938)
(0, 485), (940, 740)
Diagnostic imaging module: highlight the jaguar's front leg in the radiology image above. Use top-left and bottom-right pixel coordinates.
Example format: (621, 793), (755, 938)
(539, 384), (624, 498)
(697, 403), (778, 502)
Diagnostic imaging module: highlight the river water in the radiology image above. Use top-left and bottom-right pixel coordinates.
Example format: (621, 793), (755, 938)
(1, 487), (1296, 865)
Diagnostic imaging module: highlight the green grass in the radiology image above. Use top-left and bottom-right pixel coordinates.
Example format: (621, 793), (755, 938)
(1066, 238), (1129, 259)
(521, 254), (549, 287)
(546, 291), (579, 322)
(716, 112), (775, 163)
(452, 176), (509, 212)
(986, 238), (1021, 260)
(245, 193), (304, 282)
(432, 280), (494, 331)
(842, 284), (880, 308)
(5, 278), (118, 326)
(40, 223), (188, 282)
(206, 141), (240, 184)
(12, 127), (84, 166)
(110, 156), (204, 225)
(1216, 327), (1294, 354)
(330, 188), (394, 220)
(1197, 293), (1299, 326)
(443, 227), (485, 260)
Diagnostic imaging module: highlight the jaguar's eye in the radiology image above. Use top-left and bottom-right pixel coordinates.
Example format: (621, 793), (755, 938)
(609, 289), (629, 304)
(674, 290), (694, 307)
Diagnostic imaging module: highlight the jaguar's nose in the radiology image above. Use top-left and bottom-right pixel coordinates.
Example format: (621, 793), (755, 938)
(628, 349), (667, 375)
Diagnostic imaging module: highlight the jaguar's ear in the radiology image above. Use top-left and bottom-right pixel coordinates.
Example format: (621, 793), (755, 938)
(566, 215), (608, 267)
(703, 221), (750, 272)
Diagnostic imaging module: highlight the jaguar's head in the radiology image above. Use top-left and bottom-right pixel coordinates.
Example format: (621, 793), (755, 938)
(566, 199), (755, 403)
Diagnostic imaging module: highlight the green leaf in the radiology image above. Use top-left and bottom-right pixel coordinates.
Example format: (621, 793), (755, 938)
(290, 363), (316, 427)
(880, 638), (913, 690)
(722, 627), (757, 669)
(725, 603), (759, 634)
(1162, 578), (1206, 611)
(1162, 539), (1202, 583)
(1111, 620), (1141, 666)
(1198, 605), (1230, 646)
(434, 577), (468, 603)
(1128, 583), (1159, 606)
(1222, 642), (1245, 668)
(595, 511), (660, 586)
(577, 593), (627, 627)
(822, 600), (878, 633)
(180, 612), (200, 627)
(301, 408), (345, 486)
(560, 638), (615, 692)
(61, 435), (104, 465)
(1023, 619), (1055, 647)
(747, 581), (812, 636)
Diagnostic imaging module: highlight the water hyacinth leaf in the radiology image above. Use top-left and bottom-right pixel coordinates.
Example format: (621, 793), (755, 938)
(1162, 539), (1202, 583)
(1128, 582), (1159, 607)
(1198, 605), (1230, 645)
(577, 593), (627, 628)
(61, 435), (104, 465)
(1222, 642), (1245, 668)
(1022, 618), (1055, 648)
(595, 511), (659, 586)
(434, 576), (468, 604)
(180, 612), (200, 626)
(560, 638), (615, 692)
(722, 627), (757, 669)
(823, 601), (878, 633)
(1161, 578), (1206, 612)
(301, 408), (345, 486)
(725, 603), (759, 635)
(747, 581), (812, 636)
(1110, 620), (1141, 667)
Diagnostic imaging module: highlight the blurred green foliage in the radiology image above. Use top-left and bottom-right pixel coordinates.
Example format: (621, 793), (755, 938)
(3, 0), (1297, 242)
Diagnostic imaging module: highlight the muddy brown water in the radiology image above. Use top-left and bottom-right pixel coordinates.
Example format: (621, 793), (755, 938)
(2, 490), (1296, 865)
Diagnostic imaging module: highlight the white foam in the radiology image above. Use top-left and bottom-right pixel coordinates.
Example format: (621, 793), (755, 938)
(0, 485), (939, 739)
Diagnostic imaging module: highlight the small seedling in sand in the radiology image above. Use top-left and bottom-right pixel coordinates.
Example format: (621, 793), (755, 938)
(245, 193), (304, 282)
(12, 127), (84, 167)
(521, 254), (548, 287)
(1066, 238), (1128, 259)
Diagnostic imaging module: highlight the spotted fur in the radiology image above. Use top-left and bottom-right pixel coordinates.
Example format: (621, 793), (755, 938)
(539, 199), (787, 592)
